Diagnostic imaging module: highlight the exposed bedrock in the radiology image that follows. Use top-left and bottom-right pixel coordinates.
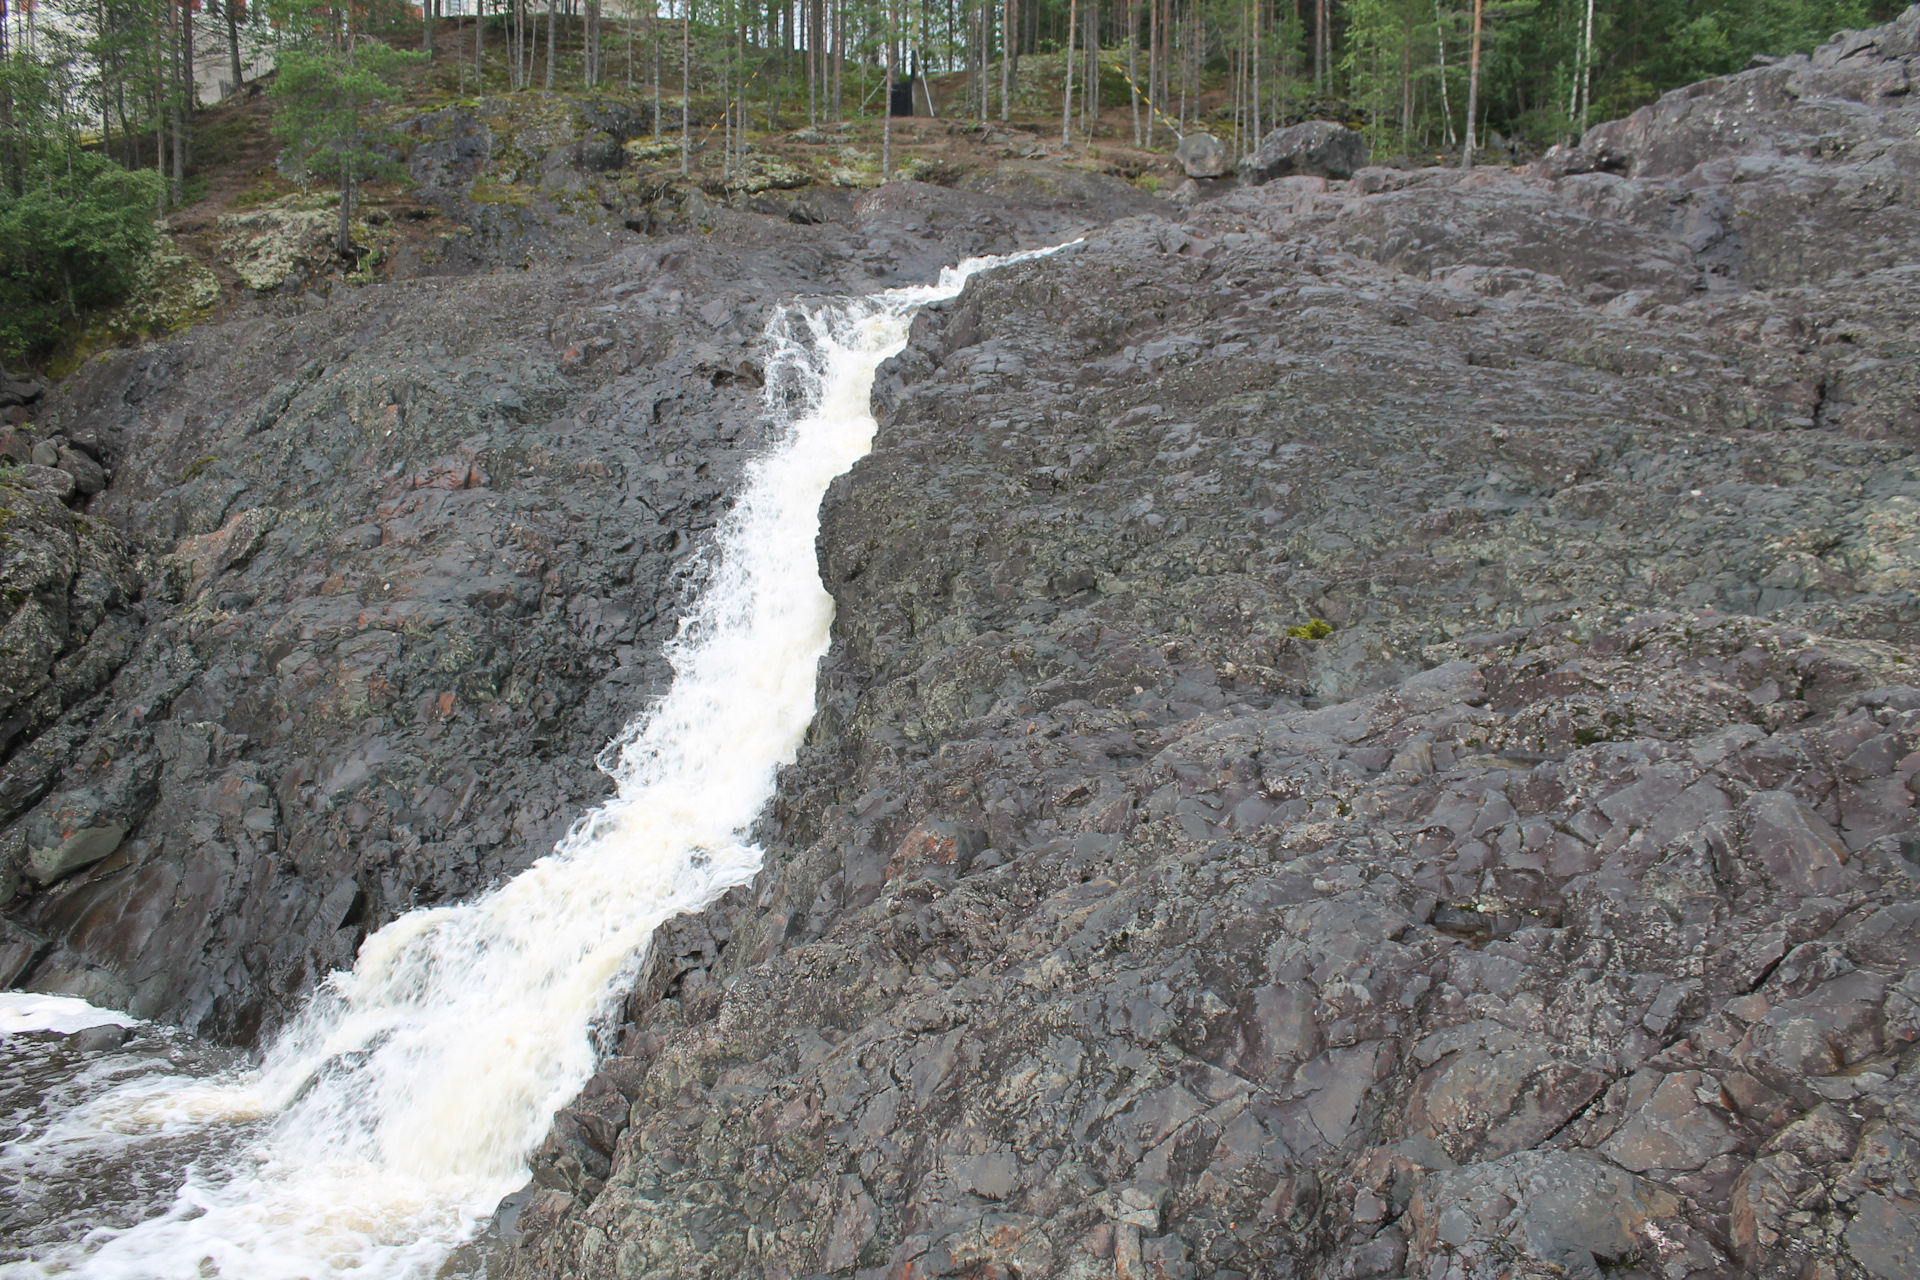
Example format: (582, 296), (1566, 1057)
(511, 10), (1920, 1280)
(0, 180), (1129, 1042)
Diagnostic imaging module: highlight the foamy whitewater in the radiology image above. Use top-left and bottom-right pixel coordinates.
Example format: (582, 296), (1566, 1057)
(1, 244), (1066, 1280)
(0, 995), (138, 1037)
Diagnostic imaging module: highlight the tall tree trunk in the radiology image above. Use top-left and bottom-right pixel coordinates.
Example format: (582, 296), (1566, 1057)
(978, 0), (989, 121)
(338, 167), (355, 258)
(1461, 0), (1482, 166)
(1400, 0), (1411, 149)
(1084, 0), (1096, 132)
(169, 0), (184, 204)
(154, 11), (167, 212)
(100, 0), (116, 160)
(1127, 0), (1139, 143)
(1174, 0), (1184, 130)
(181, 0), (193, 169)
(1313, 0), (1323, 89)
(1000, 0), (1014, 119)
(0, 7), (16, 200)
(230, 0), (247, 88)
(1060, 0), (1076, 145)
(587, 0), (600, 87)
(680, 0), (691, 173)
(1144, 0), (1155, 144)
(1251, 0), (1261, 141)
(1577, 0), (1594, 136)
(882, 0), (894, 177)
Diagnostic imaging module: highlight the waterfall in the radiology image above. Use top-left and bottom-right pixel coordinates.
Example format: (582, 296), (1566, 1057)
(1, 244), (1065, 1280)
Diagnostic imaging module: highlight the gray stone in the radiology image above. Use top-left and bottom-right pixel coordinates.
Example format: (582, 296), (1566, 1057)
(1239, 121), (1368, 184)
(1845, 1192), (1920, 1280)
(55, 447), (106, 495)
(15, 464), (74, 500)
(25, 820), (126, 884)
(1409, 1151), (1707, 1279)
(1175, 132), (1230, 178)
(1743, 790), (1854, 896)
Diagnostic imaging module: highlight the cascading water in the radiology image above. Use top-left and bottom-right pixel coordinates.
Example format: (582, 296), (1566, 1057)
(0, 244), (1066, 1280)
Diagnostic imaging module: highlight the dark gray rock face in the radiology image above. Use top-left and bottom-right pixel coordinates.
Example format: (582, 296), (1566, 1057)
(0, 184), (1125, 1042)
(509, 10), (1920, 1280)
(0, 366), (45, 409)
(1239, 121), (1368, 184)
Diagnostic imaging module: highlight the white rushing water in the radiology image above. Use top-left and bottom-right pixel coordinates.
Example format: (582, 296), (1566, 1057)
(2, 244), (1065, 1280)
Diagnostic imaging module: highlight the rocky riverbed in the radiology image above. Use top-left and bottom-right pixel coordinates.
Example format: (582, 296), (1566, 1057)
(508, 10), (1920, 1280)
(7, 7), (1920, 1280)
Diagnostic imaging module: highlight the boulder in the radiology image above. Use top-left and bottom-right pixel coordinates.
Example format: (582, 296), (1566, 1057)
(22, 754), (158, 885)
(55, 447), (106, 496)
(1175, 131), (1230, 178)
(0, 365), (44, 409)
(14, 463), (74, 501)
(572, 130), (625, 172)
(1239, 120), (1368, 184)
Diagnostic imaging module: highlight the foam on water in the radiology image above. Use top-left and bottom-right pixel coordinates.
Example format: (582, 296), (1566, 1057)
(0, 996), (139, 1038)
(0, 243), (1068, 1280)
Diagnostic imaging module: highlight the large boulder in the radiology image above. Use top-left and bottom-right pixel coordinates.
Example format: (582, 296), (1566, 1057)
(1239, 120), (1368, 184)
(1175, 131), (1230, 178)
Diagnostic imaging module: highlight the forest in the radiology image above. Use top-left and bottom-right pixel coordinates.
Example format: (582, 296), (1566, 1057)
(0, 0), (1902, 360)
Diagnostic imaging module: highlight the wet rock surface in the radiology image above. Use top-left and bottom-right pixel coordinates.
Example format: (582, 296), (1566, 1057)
(0, 181), (1125, 1042)
(510, 10), (1920, 1280)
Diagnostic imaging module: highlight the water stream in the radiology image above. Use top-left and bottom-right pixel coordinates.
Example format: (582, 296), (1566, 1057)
(0, 245), (1063, 1280)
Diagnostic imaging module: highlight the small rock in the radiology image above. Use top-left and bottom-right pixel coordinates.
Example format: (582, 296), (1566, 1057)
(69, 1024), (130, 1052)
(56, 447), (106, 495)
(1097, 1181), (1170, 1230)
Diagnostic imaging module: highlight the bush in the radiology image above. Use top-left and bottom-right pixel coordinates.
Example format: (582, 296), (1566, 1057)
(0, 152), (165, 362)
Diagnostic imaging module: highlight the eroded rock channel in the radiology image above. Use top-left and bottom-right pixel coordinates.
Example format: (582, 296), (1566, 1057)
(6, 9), (1920, 1280)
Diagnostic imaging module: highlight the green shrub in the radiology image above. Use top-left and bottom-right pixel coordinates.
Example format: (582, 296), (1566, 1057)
(0, 152), (165, 362)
